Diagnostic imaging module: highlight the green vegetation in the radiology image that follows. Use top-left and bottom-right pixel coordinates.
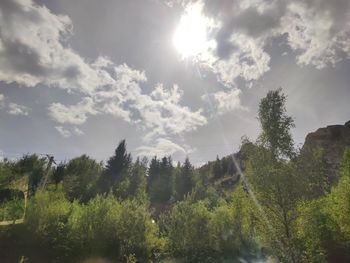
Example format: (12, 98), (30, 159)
(0, 89), (349, 262)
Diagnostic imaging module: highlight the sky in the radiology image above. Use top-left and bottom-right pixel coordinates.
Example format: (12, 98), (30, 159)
(0, 0), (349, 165)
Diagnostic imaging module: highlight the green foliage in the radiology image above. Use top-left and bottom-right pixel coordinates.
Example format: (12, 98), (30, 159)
(14, 154), (46, 195)
(161, 199), (213, 261)
(99, 139), (132, 194)
(0, 160), (14, 188)
(0, 195), (25, 221)
(296, 199), (329, 263)
(24, 189), (161, 261)
(25, 188), (73, 254)
(294, 147), (350, 262)
(175, 157), (194, 201)
(128, 157), (148, 201)
(68, 194), (161, 260)
(148, 156), (174, 203)
(245, 147), (302, 262)
(326, 174), (350, 245)
(63, 155), (102, 202)
(294, 147), (330, 198)
(161, 189), (258, 262)
(52, 162), (65, 186)
(341, 146), (350, 178)
(1, 91), (350, 262)
(258, 88), (295, 158)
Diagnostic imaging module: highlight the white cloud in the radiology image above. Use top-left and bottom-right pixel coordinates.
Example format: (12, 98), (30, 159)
(136, 138), (188, 157)
(0, 94), (30, 116)
(170, 0), (350, 86)
(55, 126), (71, 138)
(0, 0), (207, 148)
(7, 103), (30, 116)
(0, 0), (114, 93)
(208, 33), (270, 86)
(48, 97), (97, 125)
(202, 88), (246, 115)
(150, 84), (183, 104)
(55, 126), (84, 138)
(47, 63), (207, 145)
(101, 102), (131, 122)
(280, 1), (350, 69)
(73, 127), (84, 136)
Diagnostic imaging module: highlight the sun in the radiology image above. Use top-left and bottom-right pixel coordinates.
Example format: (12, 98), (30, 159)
(173, 2), (215, 59)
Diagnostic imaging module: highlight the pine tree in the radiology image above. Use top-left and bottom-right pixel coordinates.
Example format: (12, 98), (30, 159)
(99, 140), (132, 193)
(176, 157), (194, 200)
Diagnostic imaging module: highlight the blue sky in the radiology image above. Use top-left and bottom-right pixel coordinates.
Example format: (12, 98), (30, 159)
(0, 0), (349, 164)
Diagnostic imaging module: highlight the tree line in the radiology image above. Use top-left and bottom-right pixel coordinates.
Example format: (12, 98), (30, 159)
(0, 88), (349, 262)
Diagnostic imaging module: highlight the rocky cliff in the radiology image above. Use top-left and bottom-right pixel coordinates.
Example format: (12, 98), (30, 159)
(303, 120), (350, 180)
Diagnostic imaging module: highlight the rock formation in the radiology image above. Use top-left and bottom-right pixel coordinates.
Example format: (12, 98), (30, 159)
(303, 120), (350, 180)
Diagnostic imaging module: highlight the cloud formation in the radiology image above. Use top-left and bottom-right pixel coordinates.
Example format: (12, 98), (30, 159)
(169, 0), (350, 85)
(55, 126), (84, 138)
(281, 0), (350, 68)
(0, 0), (207, 157)
(136, 137), (189, 158)
(7, 103), (30, 116)
(0, 93), (30, 116)
(202, 88), (246, 115)
(49, 97), (98, 125)
(0, 0), (114, 93)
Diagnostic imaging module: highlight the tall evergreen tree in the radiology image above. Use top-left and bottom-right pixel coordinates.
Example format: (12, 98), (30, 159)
(148, 156), (174, 203)
(213, 155), (222, 179)
(128, 157), (147, 201)
(99, 140), (132, 193)
(175, 157), (194, 200)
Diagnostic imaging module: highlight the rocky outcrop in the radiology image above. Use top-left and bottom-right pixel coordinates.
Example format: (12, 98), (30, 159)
(303, 120), (350, 180)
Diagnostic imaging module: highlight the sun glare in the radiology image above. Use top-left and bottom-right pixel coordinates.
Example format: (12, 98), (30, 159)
(173, 3), (215, 59)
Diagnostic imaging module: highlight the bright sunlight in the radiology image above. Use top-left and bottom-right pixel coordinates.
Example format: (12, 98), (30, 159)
(173, 2), (215, 59)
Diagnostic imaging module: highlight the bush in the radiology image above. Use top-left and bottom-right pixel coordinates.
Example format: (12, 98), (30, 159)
(161, 199), (213, 261)
(25, 189), (162, 261)
(0, 196), (25, 221)
(25, 188), (73, 257)
(67, 194), (161, 261)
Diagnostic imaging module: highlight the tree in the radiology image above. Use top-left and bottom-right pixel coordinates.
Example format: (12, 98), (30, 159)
(128, 157), (148, 201)
(244, 89), (302, 262)
(245, 146), (304, 262)
(99, 140), (132, 193)
(0, 160), (14, 189)
(258, 88), (295, 158)
(175, 157), (194, 200)
(115, 157), (148, 201)
(161, 199), (212, 261)
(325, 147), (350, 245)
(296, 147), (350, 262)
(294, 147), (330, 198)
(63, 155), (102, 202)
(14, 154), (47, 196)
(52, 162), (65, 187)
(340, 146), (350, 178)
(148, 156), (174, 203)
(212, 156), (222, 179)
